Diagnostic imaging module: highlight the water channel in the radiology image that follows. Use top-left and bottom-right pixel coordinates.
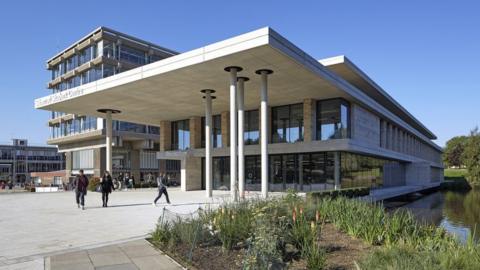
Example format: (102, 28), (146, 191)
(385, 189), (480, 243)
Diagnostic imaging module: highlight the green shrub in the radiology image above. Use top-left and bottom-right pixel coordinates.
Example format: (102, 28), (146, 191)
(211, 202), (254, 250)
(305, 242), (326, 270)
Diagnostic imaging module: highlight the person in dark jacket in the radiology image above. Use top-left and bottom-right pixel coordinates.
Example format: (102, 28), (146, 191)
(73, 169), (89, 210)
(153, 173), (170, 206)
(100, 171), (114, 207)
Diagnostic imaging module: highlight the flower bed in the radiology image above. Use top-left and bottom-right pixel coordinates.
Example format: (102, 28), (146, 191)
(149, 191), (480, 269)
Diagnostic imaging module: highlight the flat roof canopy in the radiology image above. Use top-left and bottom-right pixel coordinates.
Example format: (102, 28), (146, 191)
(35, 27), (437, 143)
(36, 28), (345, 125)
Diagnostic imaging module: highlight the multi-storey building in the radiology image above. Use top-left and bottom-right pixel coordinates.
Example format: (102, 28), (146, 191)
(36, 27), (444, 198)
(45, 27), (178, 180)
(0, 139), (64, 183)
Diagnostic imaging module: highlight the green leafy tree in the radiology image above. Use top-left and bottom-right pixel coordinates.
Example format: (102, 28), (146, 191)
(463, 127), (480, 186)
(443, 136), (468, 168)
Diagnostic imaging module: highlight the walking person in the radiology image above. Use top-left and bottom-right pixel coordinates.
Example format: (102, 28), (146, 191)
(153, 173), (170, 206)
(100, 171), (114, 207)
(131, 175), (136, 190)
(124, 173), (130, 191)
(73, 169), (89, 210)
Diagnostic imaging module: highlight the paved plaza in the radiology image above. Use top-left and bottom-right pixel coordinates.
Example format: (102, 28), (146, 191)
(0, 188), (235, 269)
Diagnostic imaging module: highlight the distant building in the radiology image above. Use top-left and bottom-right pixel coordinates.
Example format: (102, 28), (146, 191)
(0, 139), (65, 183)
(30, 170), (67, 187)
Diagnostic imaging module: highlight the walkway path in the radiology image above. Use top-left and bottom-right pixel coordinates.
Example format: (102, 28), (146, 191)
(45, 239), (182, 270)
(363, 182), (441, 201)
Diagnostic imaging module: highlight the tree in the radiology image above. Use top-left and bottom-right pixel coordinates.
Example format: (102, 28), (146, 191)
(443, 136), (468, 168)
(463, 127), (480, 186)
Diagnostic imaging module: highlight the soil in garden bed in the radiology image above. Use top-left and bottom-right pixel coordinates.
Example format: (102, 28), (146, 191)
(320, 222), (371, 270)
(150, 223), (371, 270)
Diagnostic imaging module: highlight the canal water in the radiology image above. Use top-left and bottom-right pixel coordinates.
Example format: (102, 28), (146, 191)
(385, 189), (480, 243)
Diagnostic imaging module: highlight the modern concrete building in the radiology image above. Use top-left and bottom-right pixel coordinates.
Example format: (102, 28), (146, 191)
(0, 139), (65, 183)
(35, 27), (443, 199)
(44, 27), (179, 181)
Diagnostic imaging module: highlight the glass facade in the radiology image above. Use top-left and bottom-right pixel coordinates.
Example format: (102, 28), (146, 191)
(50, 116), (97, 139)
(271, 104), (304, 143)
(340, 153), (398, 189)
(148, 126), (160, 135)
(245, 110), (259, 145)
(171, 120), (190, 150)
(316, 99), (350, 140)
(201, 115), (222, 148)
(119, 45), (146, 65)
(116, 121), (146, 133)
(201, 152), (400, 192)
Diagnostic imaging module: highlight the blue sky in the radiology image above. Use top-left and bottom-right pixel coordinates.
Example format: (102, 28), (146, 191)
(0, 0), (478, 146)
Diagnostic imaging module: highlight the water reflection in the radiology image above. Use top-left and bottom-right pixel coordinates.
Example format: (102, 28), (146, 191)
(385, 189), (480, 243)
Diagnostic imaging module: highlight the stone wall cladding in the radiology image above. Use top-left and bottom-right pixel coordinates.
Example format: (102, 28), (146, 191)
(351, 104), (380, 147)
(303, 99), (315, 141)
(159, 121), (171, 151)
(189, 116), (202, 149)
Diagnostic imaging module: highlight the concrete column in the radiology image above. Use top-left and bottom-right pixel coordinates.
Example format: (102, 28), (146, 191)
(387, 123), (393, 150)
(65, 151), (72, 179)
(159, 121), (171, 151)
(303, 99), (316, 141)
(225, 66), (242, 201)
(105, 111), (113, 173)
(130, 149), (140, 181)
(98, 109), (121, 173)
(399, 131), (403, 153)
(256, 69), (273, 198)
(334, 152), (340, 190)
(201, 89), (215, 198)
(392, 126), (398, 152)
(381, 120), (387, 148)
(237, 77), (249, 198)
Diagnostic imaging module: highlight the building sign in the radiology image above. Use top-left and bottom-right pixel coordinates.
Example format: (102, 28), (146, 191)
(35, 88), (85, 108)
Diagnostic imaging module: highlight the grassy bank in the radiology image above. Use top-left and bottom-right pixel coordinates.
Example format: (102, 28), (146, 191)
(442, 168), (473, 191)
(444, 168), (468, 180)
(150, 192), (480, 269)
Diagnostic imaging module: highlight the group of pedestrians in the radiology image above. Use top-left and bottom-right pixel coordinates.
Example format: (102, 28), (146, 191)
(72, 170), (171, 210)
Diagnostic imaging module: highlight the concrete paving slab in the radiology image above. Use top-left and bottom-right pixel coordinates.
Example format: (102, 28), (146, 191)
(89, 251), (131, 267)
(50, 262), (94, 270)
(87, 245), (123, 255)
(119, 245), (159, 258)
(131, 255), (183, 270)
(50, 251), (90, 264)
(95, 263), (139, 270)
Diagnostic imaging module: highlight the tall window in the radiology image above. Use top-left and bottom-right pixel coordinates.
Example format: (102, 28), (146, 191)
(119, 45), (146, 65)
(271, 104), (303, 143)
(116, 121), (146, 133)
(72, 149), (94, 170)
(171, 120), (190, 150)
(316, 99), (350, 140)
(245, 110), (259, 145)
(201, 115), (222, 148)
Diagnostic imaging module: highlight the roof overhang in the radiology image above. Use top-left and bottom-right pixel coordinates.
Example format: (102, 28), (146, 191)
(35, 27), (440, 151)
(320, 55), (437, 140)
(36, 27), (347, 125)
